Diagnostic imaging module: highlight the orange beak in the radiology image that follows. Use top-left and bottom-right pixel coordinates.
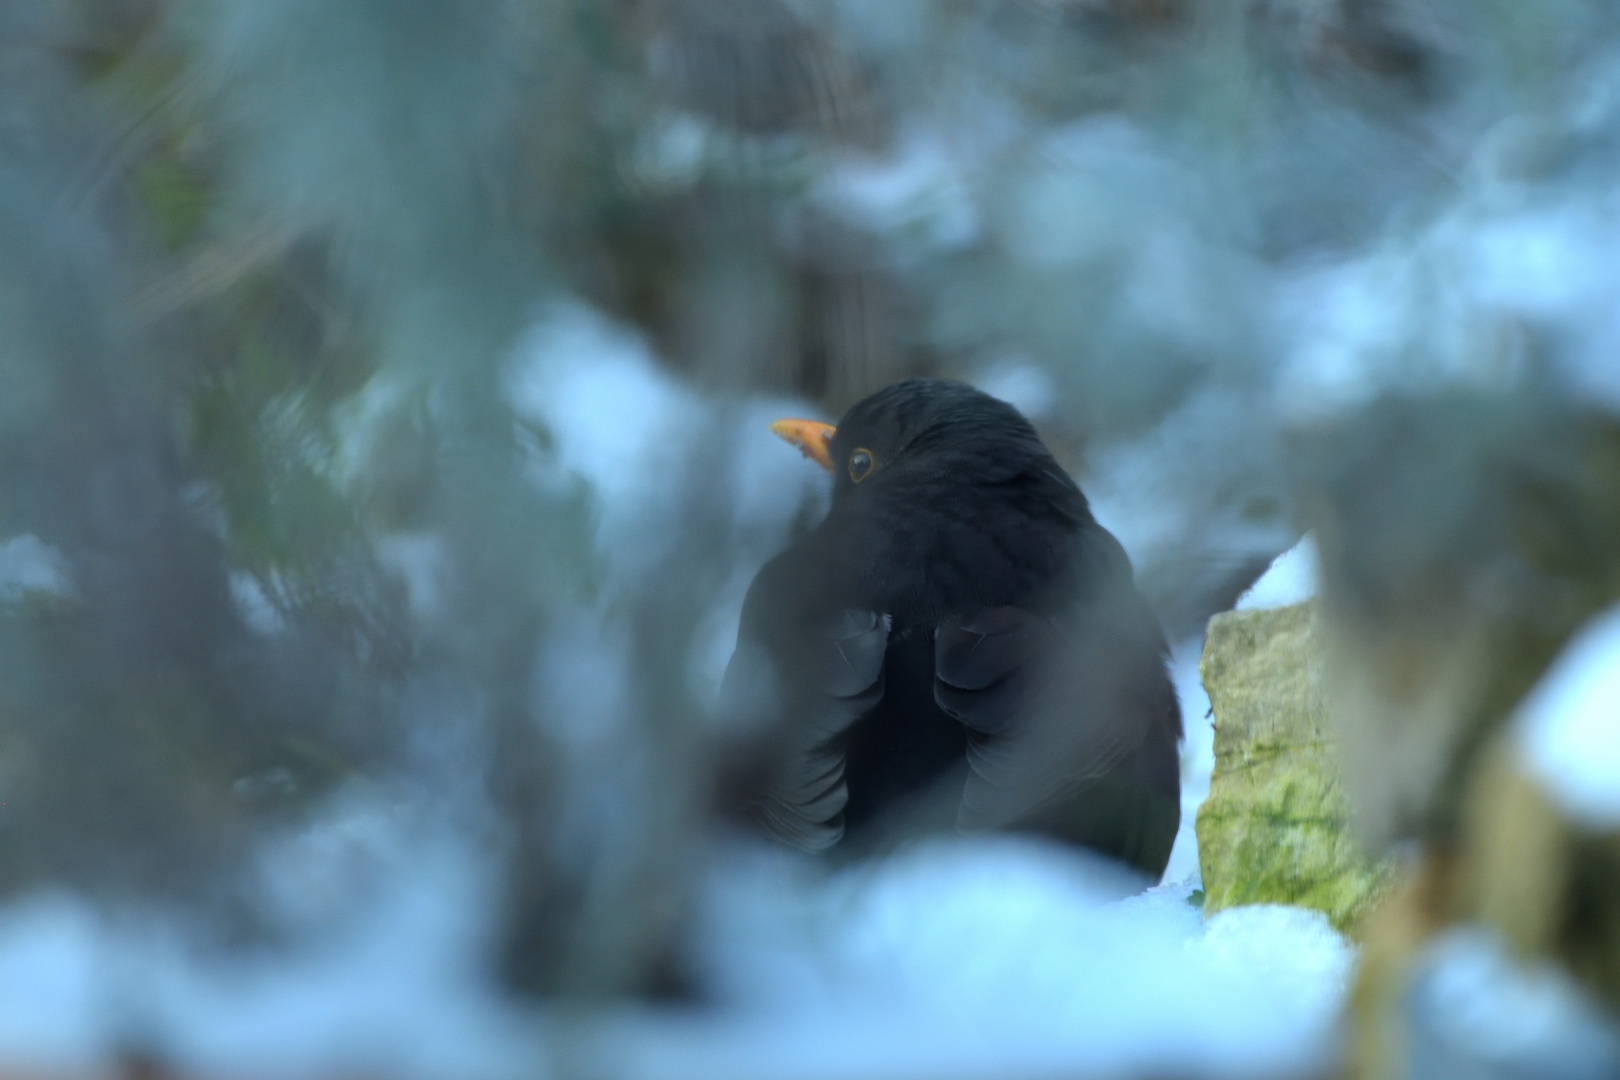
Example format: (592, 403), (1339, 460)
(769, 418), (836, 471)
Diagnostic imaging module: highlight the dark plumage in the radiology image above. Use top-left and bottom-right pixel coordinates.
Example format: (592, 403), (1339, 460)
(721, 378), (1182, 877)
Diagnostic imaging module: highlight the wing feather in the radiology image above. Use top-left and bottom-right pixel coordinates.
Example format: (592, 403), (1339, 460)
(719, 554), (889, 851)
(934, 530), (1181, 869)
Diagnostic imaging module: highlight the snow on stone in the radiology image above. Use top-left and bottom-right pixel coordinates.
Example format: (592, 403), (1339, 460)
(1234, 535), (1319, 612)
(1514, 602), (1620, 830)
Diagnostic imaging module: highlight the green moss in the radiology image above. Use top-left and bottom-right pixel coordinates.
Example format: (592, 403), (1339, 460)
(1196, 602), (1396, 933)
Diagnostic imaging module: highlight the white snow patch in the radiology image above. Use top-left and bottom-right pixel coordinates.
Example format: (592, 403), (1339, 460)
(504, 300), (827, 591)
(1196, 904), (1353, 1021)
(1514, 602), (1620, 829)
(229, 571), (287, 635)
(630, 110), (711, 190)
(816, 130), (980, 253)
(1162, 632), (1215, 886)
(1275, 128), (1620, 423)
(1406, 928), (1620, 1076)
(0, 796), (541, 1080)
(0, 894), (103, 1074)
(0, 827), (1357, 1080)
(506, 302), (697, 532)
(645, 836), (1354, 1080)
(376, 532), (449, 623)
(1081, 384), (1296, 631)
(1235, 535), (1318, 611)
(971, 359), (1057, 422)
(0, 533), (74, 601)
(503, 300), (832, 723)
(1161, 536), (1315, 886)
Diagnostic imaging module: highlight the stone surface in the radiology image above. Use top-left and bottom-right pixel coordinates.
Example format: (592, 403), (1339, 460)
(1196, 602), (1395, 933)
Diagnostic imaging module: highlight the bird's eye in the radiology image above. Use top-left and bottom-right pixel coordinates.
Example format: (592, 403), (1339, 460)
(849, 448), (875, 483)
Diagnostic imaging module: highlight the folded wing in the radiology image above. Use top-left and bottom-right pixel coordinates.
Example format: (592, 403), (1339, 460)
(719, 553), (889, 851)
(934, 528), (1182, 875)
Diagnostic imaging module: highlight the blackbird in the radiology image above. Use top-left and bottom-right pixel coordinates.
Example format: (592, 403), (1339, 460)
(721, 378), (1182, 877)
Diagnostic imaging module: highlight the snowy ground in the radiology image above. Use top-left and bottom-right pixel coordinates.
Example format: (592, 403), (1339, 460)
(641, 835), (1351, 1080)
(0, 826), (1354, 1080)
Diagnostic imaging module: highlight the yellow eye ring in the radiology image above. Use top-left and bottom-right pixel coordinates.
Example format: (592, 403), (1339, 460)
(849, 448), (875, 483)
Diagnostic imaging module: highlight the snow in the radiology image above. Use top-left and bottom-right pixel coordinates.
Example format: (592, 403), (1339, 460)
(1274, 114), (1620, 424)
(1514, 602), (1620, 830)
(1162, 632), (1215, 886)
(505, 300), (827, 583)
(1405, 927), (1620, 1077)
(1161, 535), (1317, 888)
(632, 836), (1352, 1080)
(1080, 382), (1298, 639)
(972, 359), (1058, 424)
(0, 796), (543, 1080)
(0, 814), (1356, 1080)
(1235, 536), (1319, 612)
(503, 300), (833, 712)
(0, 533), (74, 601)
(374, 532), (450, 623)
(816, 130), (981, 255)
(0, 895), (102, 1073)
(229, 570), (288, 634)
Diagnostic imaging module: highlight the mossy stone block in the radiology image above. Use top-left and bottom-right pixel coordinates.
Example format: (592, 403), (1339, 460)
(1196, 601), (1395, 933)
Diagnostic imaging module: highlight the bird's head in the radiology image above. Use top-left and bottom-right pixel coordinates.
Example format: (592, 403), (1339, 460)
(768, 378), (1090, 617)
(769, 378), (1055, 503)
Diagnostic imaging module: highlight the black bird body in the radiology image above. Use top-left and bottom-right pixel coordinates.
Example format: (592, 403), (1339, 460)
(724, 379), (1182, 876)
